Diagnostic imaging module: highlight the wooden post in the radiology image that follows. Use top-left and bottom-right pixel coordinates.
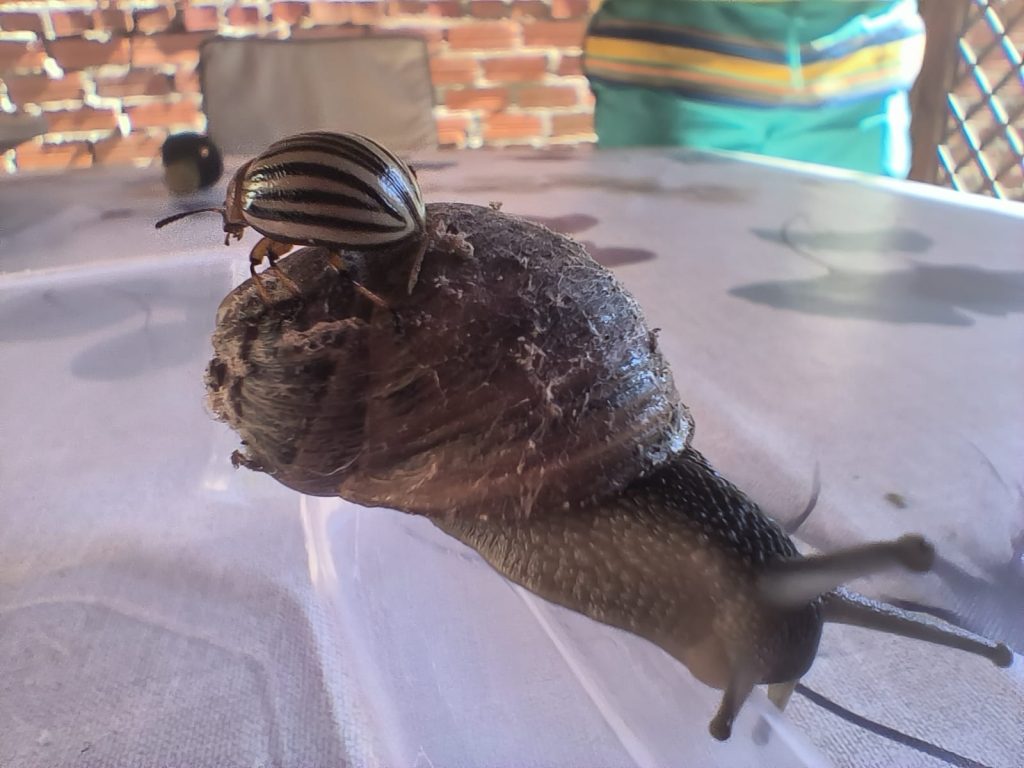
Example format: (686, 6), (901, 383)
(908, 0), (973, 184)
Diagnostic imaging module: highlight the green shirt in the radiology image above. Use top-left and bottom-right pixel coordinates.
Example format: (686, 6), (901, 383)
(584, 1), (925, 107)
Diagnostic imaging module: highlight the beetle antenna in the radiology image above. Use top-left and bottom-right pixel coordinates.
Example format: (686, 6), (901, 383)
(155, 207), (226, 229)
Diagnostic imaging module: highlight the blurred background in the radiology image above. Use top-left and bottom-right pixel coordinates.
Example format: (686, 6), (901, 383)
(0, 0), (1020, 201)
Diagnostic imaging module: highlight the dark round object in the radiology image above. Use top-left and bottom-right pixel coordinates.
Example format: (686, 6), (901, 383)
(161, 132), (223, 195)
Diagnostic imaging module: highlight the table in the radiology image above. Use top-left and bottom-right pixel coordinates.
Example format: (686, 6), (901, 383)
(2, 147), (1022, 768)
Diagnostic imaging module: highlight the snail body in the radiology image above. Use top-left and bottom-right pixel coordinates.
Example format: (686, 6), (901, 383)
(156, 131), (427, 296)
(435, 446), (825, 738)
(205, 201), (1012, 742)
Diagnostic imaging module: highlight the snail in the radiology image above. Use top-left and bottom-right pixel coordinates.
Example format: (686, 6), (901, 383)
(155, 131), (427, 301)
(203, 201), (1013, 742)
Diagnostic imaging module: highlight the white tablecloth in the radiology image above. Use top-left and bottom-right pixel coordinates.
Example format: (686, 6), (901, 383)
(2, 147), (1022, 768)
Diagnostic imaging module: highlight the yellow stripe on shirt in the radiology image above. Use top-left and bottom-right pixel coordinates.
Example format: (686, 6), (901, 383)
(585, 35), (924, 92)
(583, 21), (925, 106)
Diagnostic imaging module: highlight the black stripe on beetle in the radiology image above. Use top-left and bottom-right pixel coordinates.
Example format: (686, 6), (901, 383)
(275, 133), (424, 220)
(246, 186), (400, 219)
(244, 162), (407, 221)
(257, 137), (391, 182)
(246, 205), (410, 235)
(288, 132), (395, 174)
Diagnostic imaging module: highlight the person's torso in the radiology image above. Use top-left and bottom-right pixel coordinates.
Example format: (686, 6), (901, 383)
(584, 0), (926, 107)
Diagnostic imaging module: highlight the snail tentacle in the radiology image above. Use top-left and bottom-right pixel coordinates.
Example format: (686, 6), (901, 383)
(823, 587), (1014, 667)
(757, 535), (935, 608)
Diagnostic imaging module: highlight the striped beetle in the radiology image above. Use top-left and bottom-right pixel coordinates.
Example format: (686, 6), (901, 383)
(156, 131), (428, 301)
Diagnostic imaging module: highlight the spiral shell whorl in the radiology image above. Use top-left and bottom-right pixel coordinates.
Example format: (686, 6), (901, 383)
(206, 202), (693, 519)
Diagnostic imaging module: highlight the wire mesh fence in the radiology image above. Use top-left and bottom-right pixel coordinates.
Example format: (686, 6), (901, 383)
(937, 0), (1024, 201)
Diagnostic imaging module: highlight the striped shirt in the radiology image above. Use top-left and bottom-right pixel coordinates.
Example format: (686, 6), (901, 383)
(583, 1), (926, 108)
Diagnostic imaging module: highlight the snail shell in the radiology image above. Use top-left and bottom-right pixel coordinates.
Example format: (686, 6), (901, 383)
(207, 202), (691, 520)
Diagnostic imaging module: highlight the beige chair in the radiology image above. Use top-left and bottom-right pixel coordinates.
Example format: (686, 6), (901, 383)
(0, 113), (48, 153)
(198, 35), (436, 155)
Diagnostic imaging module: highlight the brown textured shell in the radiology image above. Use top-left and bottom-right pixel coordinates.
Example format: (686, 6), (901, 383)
(206, 202), (693, 519)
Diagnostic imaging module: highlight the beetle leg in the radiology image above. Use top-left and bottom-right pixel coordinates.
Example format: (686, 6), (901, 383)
(248, 260), (272, 304)
(326, 251), (346, 273)
(246, 238), (276, 303)
(224, 225), (244, 247)
(326, 251), (391, 310)
(265, 252), (302, 297)
(405, 236), (428, 295)
(250, 237), (301, 298)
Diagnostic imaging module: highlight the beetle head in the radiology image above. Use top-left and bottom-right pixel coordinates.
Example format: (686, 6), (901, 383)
(154, 159), (252, 243)
(221, 161), (251, 244)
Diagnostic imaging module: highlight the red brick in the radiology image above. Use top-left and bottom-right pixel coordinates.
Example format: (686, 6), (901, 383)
(49, 11), (92, 37)
(389, 1), (461, 17)
(435, 113), (471, 146)
(272, 2), (309, 25)
(444, 86), (508, 111)
(134, 5), (176, 34)
(510, 0), (550, 17)
(469, 1), (509, 18)
(184, 5), (220, 31)
(556, 52), (582, 75)
(6, 73), (84, 105)
(309, 2), (351, 24)
(448, 21), (519, 50)
(483, 111), (544, 141)
(516, 84), (577, 107)
(350, 1), (385, 24)
(551, 0), (589, 19)
(49, 38), (130, 70)
(125, 99), (202, 129)
(522, 20), (586, 47)
(95, 70), (172, 98)
(311, 1), (380, 25)
(174, 67), (200, 93)
(0, 11), (46, 36)
(481, 54), (547, 82)
(15, 141), (92, 171)
(45, 107), (120, 133)
(551, 111), (592, 136)
(92, 131), (164, 166)
(430, 56), (480, 85)
(226, 5), (263, 26)
(0, 40), (48, 71)
(132, 33), (207, 67)
(92, 8), (132, 34)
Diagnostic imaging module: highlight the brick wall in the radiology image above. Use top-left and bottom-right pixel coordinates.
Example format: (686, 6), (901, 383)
(0, 0), (599, 175)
